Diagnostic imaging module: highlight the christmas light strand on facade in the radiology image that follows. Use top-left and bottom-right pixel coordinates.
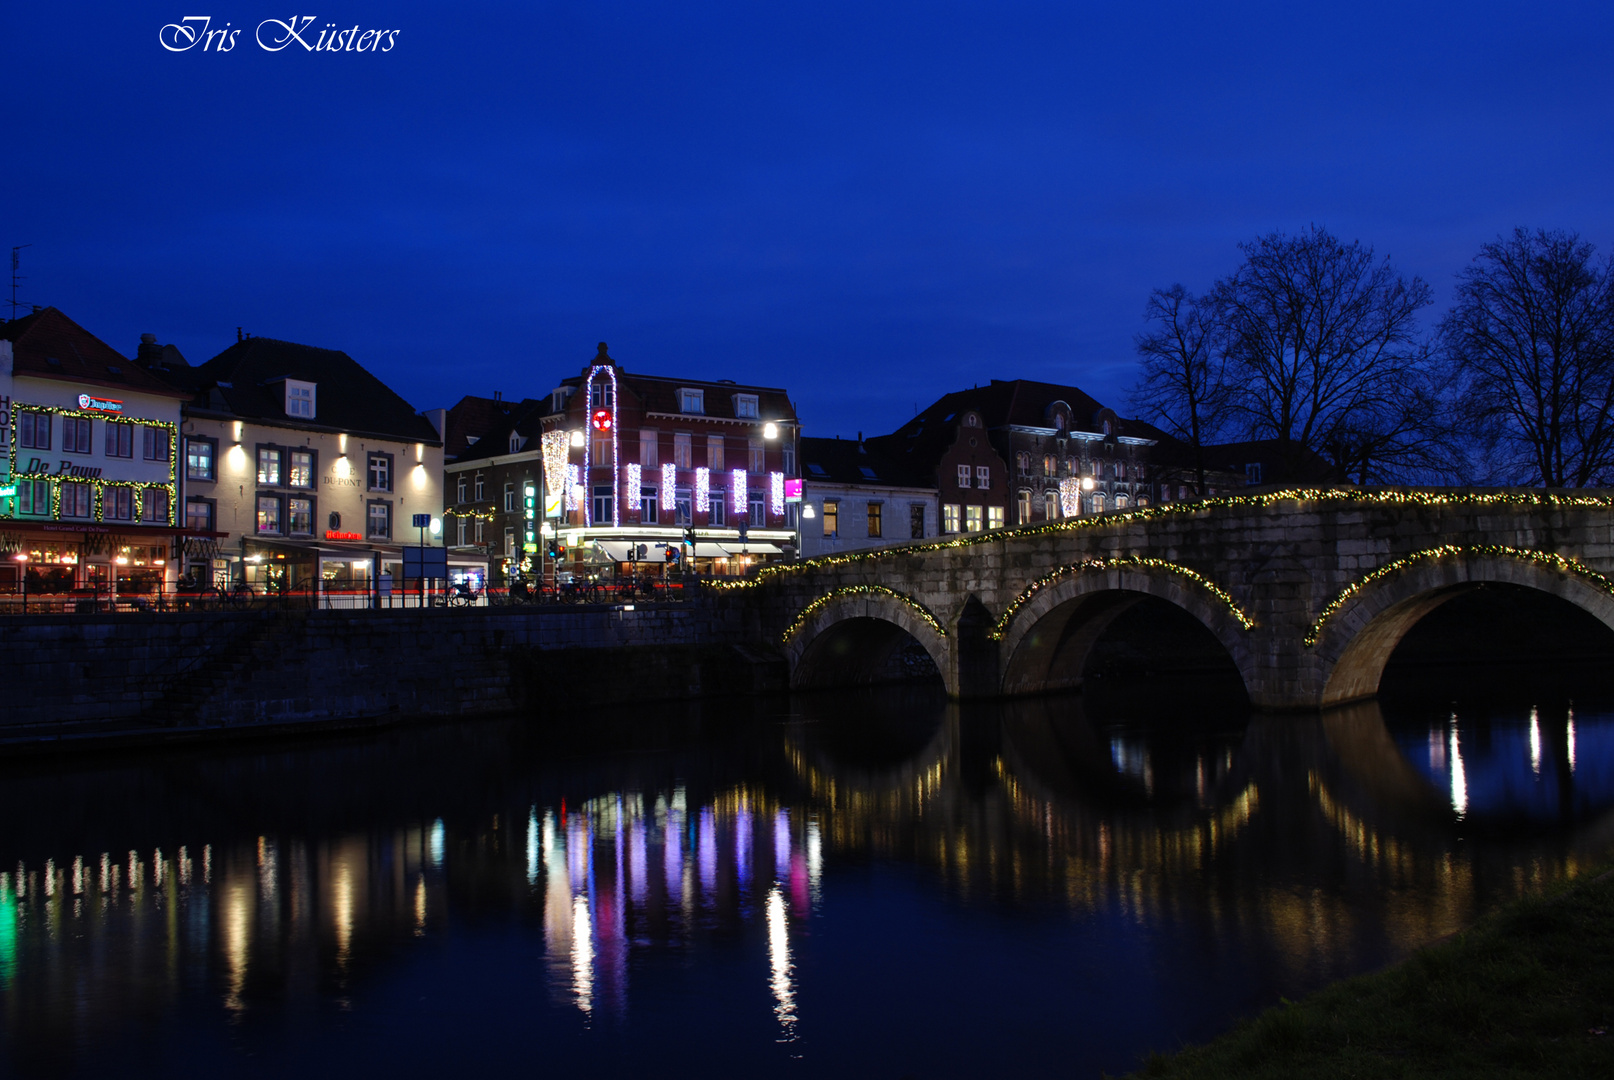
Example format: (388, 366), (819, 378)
(540, 430), (570, 504)
(731, 468), (747, 515)
(4, 404), (178, 526)
(1058, 477), (1081, 518)
(566, 464), (582, 512)
(661, 462), (676, 514)
(581, 365), (620, 527)
(989, 556), (1255, 641)
(624, 464), (641, 510)
(781, 584), (946, 644)
(736, 487), (1614, 586)
(769, 471), (785, 516)
(695, 467), (710, 513)
(1303, 544), (1614, 647)
(443, 508), (498, 521)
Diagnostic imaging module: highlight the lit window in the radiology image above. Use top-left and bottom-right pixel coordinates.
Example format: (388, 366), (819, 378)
(142, 487), (170, 523)
(285, 381), (316, 418)
(642, 430), (661, 468)
(288, 496), (313, 535)
(185, 499), (213, 532)
(187, 438), (216, 481)
(966, 505), (983, 532)
(105, 488), (135, 522)
(749, 439), (765, 473)
(257, 495), (282, 534)
(368, 501), (391, 539)
(674, 433), (692, 468)
(867, 502), (882, 538)
(943, 504), (960, 533)
(1091, 493), (1105, 514)
(257, 447), (282, 486)
(821, 500), (838, 538)
(987, 506), (1004, 530)
(1017, 490), (1031, 525)
(61, 483), (93, 518)
(707, 435), (725, 470)
(289, 450), (314, 488)
(1045, 491), (1059, 520)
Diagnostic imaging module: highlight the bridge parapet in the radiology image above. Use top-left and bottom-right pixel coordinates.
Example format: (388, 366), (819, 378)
(740, 488), (1614, 710)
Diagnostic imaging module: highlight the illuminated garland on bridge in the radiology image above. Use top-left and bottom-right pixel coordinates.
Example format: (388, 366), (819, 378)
(737, 487), (1614, 587)
(780, 585), (946, 644)
(989, 556), (1255, 641)
(1304, 544), (1614, 647)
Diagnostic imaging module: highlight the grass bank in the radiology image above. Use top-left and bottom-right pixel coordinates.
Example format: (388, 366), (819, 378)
(1124, 867), (1614, 1079)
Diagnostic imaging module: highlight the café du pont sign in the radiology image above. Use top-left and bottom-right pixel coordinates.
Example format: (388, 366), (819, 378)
(77, 393), (124, 414)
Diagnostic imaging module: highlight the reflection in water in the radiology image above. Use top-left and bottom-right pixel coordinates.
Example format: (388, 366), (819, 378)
(0, 688), (1608, 1076)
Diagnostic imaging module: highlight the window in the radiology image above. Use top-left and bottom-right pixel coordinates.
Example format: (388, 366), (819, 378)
(143, 427), (170, 462)
(957, 464), (972, 488)
(707, 435), (724, 470)
(17, 480), (49, 515)
(1043, 455), (1056, 477)
(474, 519), (485, 544)
(62, 417), (91, 454)
(106, 423), (134, 459)
(504, 483), (516, 512)
(288, 496), (314, 536)
(1115, 494), (1129, 510)
(965, 505), (983, 532)
(289, 449), (314, 488)
(186, 437), (217, 481)
(142, 487), (170, 523)
(285, 380), (316, 418)
(474, 473), (485, 501)
(987, 506), (1004, 530)
(1016, 451), (1030, 474)
(964, 413), (980, 427)
(976, 465), (991, 490)
(18, 411), (50, 450)
(1246, 462), (1262, 484)
(592, 485), (613, 523)
(641, 486), (659, 524)
(910, 504), (926, 539)
(641, 429), (660, 468)
(185, 498), (214, 532)
(456, 475), (467, 503)
(367, 500), (392, 539)
(943, 504), (960, 533)
(590, 381), (613, 408)
(667, 487), (688, 525)
(1045, 491), (1059, 520)
(1090, 493), (1106, 514)
(457, 518), (468, 546)
(257, 446), (283, 486)
(783, 441), (795, 476)
(256, 494), (282, 534)
(821, 500), (838, 538)
(367, 452), (393, 492)
(1017, 490), (1032, 525)
(749, 494), (765, 527)
(679, 388), (704, 414)
(673, 432), (692, 468)
(592, 433), (611, 464)
(748, 440), (765, 473)
(734, 394), (759, 418)
(61, 483), (92, 518)
(709, 493), (726, 527)
(504, 527), (515, 555)
(866, 502), (882, 538)
(509, 432), (523, 454)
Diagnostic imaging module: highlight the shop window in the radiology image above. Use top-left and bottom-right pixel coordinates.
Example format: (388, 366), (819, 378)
(61, 483), (92, 518)
(821, 500), (838, 538)
(18, 411), (50, 450)
(965, 505), (984, 532)
(641, 486), (659, 524)
(288, 496), (314, 536)
(748, 440), (765, 473)
(18, 480), (50, 516)
(957, 464), (972, 489)
(257, 494), (283, 534)
(186, 437), (217, 481)
(367, 452), (393, 492)
(673, 432), (692, 468)
(707, 435), (724, 470)
(106, 423), (134, 459)
(258, 446), (283, 486)
(62, 417), (91, 454)
(866, 501), (882, 538)
(142, 487), (170, 523)
(142, 426), (171, 462)
(942, 503), (960, 533)
(367, 500), (392, 539)
(987, 506), (1004, 530)
(976, 465), (991, 490)
(910, 504), (926, 539)
(289, 449), (315, 488)
(592, 485), (613, 523)
(185, 498), (215, 532)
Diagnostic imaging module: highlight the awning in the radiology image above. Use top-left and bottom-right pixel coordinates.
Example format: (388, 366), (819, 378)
(694, 542), (783, 557)
(592, 540), (674, 563)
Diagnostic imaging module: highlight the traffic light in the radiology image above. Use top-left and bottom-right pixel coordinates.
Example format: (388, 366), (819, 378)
(546, 538), (559, 558)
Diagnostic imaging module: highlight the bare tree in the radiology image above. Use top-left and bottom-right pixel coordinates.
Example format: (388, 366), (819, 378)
(1211, 225), (1434, 482)
(1129, 284), (1230, 493)
(1440, 228), (1614, 487)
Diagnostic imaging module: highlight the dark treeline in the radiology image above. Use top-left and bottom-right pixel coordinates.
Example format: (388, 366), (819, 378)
(1129, 226), (1614, 488)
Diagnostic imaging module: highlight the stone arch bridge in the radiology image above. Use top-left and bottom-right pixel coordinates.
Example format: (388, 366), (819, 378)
(738, 489), (1614, 710)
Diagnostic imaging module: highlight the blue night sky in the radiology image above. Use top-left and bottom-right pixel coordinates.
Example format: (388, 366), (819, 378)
(8, 2), (1614, 437)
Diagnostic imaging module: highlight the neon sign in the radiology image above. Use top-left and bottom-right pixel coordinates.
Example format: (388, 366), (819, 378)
(77, 393), (124, 413)
(325, 530), (362, 541)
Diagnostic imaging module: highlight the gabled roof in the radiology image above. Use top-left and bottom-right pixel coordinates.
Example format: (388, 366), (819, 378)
(1, 307), (189, 399)
(799, 436), (932, 488)
(447, 396), (552, 465)
(169, 336), (441, 444)
(557, 345), (798, 424)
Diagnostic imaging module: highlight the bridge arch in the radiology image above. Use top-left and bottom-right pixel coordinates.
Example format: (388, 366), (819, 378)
(995, 562), (1256, 698)
(1312, 548), (1614, 706)
(784, 588), (952, 693)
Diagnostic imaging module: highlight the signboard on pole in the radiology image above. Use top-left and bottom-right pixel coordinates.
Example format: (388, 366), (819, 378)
(403, 547), (448, 579)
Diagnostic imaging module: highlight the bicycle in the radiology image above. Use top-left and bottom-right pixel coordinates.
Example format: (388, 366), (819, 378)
(446, 581), (478, 608)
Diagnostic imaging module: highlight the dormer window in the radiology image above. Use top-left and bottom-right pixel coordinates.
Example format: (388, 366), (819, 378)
(286, 380), (316, 419)
(679, 388), (705, 414)
(509, 432), (524, 454)
(734, 394), (759, 419)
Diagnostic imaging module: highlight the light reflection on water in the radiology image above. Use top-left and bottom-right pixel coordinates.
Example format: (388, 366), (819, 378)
(0, 688), (1609, 1077)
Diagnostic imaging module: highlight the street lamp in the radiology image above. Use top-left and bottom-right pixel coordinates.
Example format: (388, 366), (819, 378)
(763, 421), (779, 440)
(570, 429), (585, 448)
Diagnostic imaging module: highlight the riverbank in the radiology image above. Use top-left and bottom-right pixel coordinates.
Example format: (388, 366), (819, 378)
(1123, 864), (1614, 1078)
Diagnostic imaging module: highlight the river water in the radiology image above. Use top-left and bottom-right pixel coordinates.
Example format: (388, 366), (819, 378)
(0, 683), (1611, 1078)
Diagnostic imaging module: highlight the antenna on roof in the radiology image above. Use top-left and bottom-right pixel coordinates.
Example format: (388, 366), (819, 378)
(9, 244), (31, 319)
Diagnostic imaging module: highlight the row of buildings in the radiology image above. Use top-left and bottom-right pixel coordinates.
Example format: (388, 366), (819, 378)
(0, 307), (1275, 600)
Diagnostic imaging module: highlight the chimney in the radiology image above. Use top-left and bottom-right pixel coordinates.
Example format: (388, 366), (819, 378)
(237, 327), (243, 343)
(136, 332), (163, 369)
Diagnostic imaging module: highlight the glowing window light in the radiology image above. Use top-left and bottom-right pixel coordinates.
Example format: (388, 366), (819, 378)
(1529, 708), (1542, 776)
(662, 462), (677, 509)
(624, 464), (641, 509)
(566, 464), (582, 511)
(769, 471), (785, 516)
(732, 469), (747, 515)
(695, 467), (710, 512)
(1059, 477), (1081, 517)
(1448, 721), (1467, 818)
(1568, 709), (1577, 773)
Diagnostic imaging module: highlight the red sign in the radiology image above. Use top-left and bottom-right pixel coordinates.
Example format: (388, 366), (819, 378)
(325, 530), (362, 541)
(591, 408), (613, 431)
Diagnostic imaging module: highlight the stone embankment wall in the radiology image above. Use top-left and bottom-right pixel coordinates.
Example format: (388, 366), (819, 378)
(1, 602), (782, 736)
